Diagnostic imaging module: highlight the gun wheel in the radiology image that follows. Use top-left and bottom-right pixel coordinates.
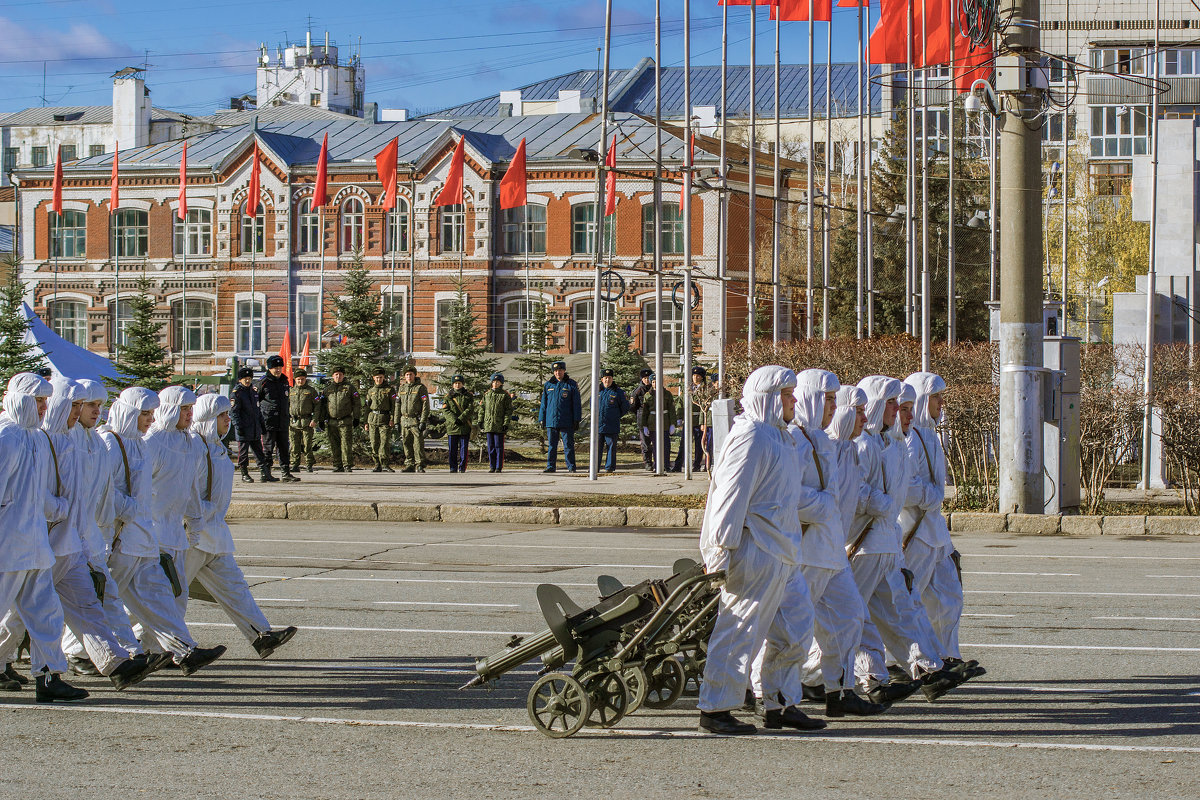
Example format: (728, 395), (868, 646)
(680, 648), (706, 697)
(643, 657), (686, 709)
(622, 665), (648, 715)
(527, 673), (591, 738)
(583, 671), (629, 728)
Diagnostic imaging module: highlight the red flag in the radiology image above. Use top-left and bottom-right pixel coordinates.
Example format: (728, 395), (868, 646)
(870, 0), (951, 66)
(680, 132), (695, 206)
(177, 141), (188, 220)
(498, 138), (528, 210)
(718, 0), (778, 5)
(919, 0), (954, 67)
(279, 328), (294, 387)
(246, 140), (261, 218)
(299, 333), (311, 369)
(51, 145), (63, 216)
(313, 133), (329, 208)
(109, 142), (119, 213)
(837, 0), (866, 6)
(434, 136), (466, 207)
(603, 135), (617, 217)
(375, 137), (398, 211)
(772, 0), (832, 21)
(955, 42), (994, 93)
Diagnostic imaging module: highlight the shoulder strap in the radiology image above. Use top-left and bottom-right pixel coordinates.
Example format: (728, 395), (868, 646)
(40, 430), (61, 496)
(199, 434), (213, 501)
(913, 427), (935, 480)
(798, 427), (826, 491)
(112, 432), (132, 493)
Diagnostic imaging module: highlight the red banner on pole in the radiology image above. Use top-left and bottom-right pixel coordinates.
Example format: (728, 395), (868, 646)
(375, 137), (398, 211)
(499, 138), (528, 210)
(434, 136), (466, 207)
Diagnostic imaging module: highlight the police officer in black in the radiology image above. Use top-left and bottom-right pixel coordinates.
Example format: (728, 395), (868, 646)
(258, 355), (300, 483)
(231, 366), (268, 483)
(628, 368), (654, 470)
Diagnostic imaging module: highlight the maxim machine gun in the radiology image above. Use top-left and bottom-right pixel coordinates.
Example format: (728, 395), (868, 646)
(461, 558), (724, 738)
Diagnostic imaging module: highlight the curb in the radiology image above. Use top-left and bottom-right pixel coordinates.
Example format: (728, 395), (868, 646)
(223, 503), (1200, 534)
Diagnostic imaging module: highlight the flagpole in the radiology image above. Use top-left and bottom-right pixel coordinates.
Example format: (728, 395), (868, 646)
(806, 2), (815, 339)
(682, 0), (694, 481)
(822, 11), (832, 340)
(588, 0), (613, 483)
(1061, 0), (1070, 335)
(906, 0), (915, 337)
(251, 222), (257, 359)
(946, 0), (957, 348)
(52, 210), (58, 336)
(748, 0), (758, 352)
(717, 0), (729, 397)
(654, 0), (665, 475)
(865, 0), (875, 336)
(182, 220), (188, 376)
(771, 8), (781, 345)
(856, 0), (864, 340)
(318, 205), (325, 355)
(113, 213), (120, 364)
(920, 0), (931, 372)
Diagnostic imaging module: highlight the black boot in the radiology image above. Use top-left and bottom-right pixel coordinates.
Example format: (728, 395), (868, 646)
(920, 667), (965, 702)
(944, 657), (987, 681)
(281, 469), (301, 483)
(0, 674), (17, 691)
(867, 679), (922, 705)
(67, 655), (101, 676)
(252, 627), (298, 659)
(35, 673), (89, 703)
(698, 710), (757, 735)
(742, 689), (760, 713)
(240, 468), (254, 483)
(260, 467), (279, 483)
(801, 683), (826, 702)
(825, 689), (889, 717)
(179, 645), (227, 677)
(109, 655), (154, 691)
(763, 705), (828, 731)
(3, 662), (30, 685)
(144, 651), (176, 674)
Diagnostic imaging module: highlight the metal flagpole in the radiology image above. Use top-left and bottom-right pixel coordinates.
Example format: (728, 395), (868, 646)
(806, 2), (815, 339)
(390, 197), (398, 341)
(822, 12), (832, 340)
(772, 8), (781, 344)
(947, 6), (957, 348)
(920, 0), (932, 372)
(654, 0), (666, 474)
(318, 205), (325, 354)
(251, 219), (257, 358)
(748, 0), (759, 351)
(182, 212), (188, 376)
(865, 0), (875, 336)
(588, 0), (613, 482)
(52, 211), (58, 338)
(1061, 0), (1069, 334)
(906, 2), (915, 337)
(114, 215), (121, 363)
(683, 0), (694, 481)
(1140, 0), (1160, 490)
(989, 113), (997, 303)
(856, 0), (865, 339)
(718, 0), (729, 397)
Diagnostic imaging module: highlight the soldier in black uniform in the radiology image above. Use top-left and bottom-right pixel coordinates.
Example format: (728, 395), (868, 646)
(257, 354), (300, 483)
(628, 368), (654, 470)
(231, 367), (268, 483)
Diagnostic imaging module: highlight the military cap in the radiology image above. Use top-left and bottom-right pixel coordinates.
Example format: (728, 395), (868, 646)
(36, 367), (53, 378)
(403, 364), (418, 374)
(551, 361), (566, 371)
(452, 374), (465, 383)
(330, 365), (346, 374)
(601, 369), (614, 378)
(372, 367), (386, 377)
(237, 367), (254, 379)
(640, 368), (652, 378)
(266, 354), (284, 368)
(490, 372), (505, 383)
(294, 368), (308, 377)
(691, 366), (707, 377)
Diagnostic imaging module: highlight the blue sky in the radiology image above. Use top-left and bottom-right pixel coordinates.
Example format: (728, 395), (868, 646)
(0, 0), (874, 117)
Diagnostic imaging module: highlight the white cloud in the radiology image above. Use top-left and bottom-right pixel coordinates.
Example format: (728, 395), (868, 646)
(0, 17), (132, 64)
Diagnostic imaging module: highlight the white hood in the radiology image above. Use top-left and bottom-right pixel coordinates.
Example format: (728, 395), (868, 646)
(905, 371), (947, 429)
(738, 365), (797, 430)
(827, 384), (866, 442)
(192, 393), (231, 443)
(42, 378), (79, 435)
(2, 372), (52, 430)
(76, 378), (108, 404)
(106, 386), (160, 439)
(151, 385), (198, 433)
(858, 375), (903, 438)
(794, 369), (839, 431)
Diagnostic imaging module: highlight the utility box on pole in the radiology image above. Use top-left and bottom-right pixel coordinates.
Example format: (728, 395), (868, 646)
(1043, 336), (1081, 513)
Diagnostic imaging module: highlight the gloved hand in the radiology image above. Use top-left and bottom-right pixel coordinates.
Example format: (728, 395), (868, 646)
(668, 425), (676, 435)
(643, 427), (650, 436)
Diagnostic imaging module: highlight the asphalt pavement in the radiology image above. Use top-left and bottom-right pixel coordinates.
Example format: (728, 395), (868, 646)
(5, 522), (1200, 799)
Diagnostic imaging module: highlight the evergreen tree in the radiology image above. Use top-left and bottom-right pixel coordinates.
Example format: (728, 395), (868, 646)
(601, 314), (648, 443)
(0, 259), (47, 387)
(320, 250), (406, 389)
(109, 276), (172, 391)
(511, 301), (556, 449)
(436, 276), (498, 399)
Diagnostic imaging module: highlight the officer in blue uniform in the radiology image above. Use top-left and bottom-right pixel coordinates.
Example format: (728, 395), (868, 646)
(597, 368), (631, 473)
(538, 361), (582, 473)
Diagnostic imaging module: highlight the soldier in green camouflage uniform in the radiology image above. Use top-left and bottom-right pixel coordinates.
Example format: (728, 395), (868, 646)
(317, 366), (361, 473)
(289, 368), (321, 473)
(364, 368), (397, 473)
(396, 365), (429, 473)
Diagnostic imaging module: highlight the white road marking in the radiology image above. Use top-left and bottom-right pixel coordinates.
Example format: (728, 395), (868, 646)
(962, 642), (1200, 653)
(234, 537), (691, 553)
(243, 574), (596, 588)
(240, 554), (671, 570)
(187, 622), (534, 636)
(16, 705), (1200, 755)
(1147, 575), (1200, 579)
(964, 571), (1081, 577)
(968, 590), (1200, 598)
(371, 601), (519, 608)
(254, 598), (306, 603)
(961, 553), (1200, 562)
(962, 613), (1016, 618)
(1095, 616), (1200, 623)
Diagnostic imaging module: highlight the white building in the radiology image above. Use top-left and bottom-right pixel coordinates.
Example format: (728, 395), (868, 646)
(255, 32), (365, 118)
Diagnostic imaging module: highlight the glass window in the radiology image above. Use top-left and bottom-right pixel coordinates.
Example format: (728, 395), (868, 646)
(50, 210), (86, 258)
(1089, 105), (1149, 158)
(572, 300), (615, 353)
(108, 299), (134, 351)
(171, 298), (214, 353)
(382, 293), (405, 351)
(3, 147), (17, 174)
(643, 202), (684, 255)
(236, 298), (264, 354)
(1090, 48), (1147, 76)
(112, 209), (148, 257)
(32, 147), (48, 167)
(298, 292), (320, 346)
(386, 198), (409, 253)
(440, 204), (465, 253)
(502, 205), (546, 255)
(341, 197), (364, 253)
(51, 300), (87, 346)
(59, 145), (77, 163)
(642, 301), (683, 355)
(297, 198), (320, 254)
(503, 299), (544, 353)
(1164, 49), (1200, 76)
(88, 145), (105, 157)
(1090, 162), (1132, 197)
(435, 297), (458, 352)
(173, 208), (212, 256)
(241, 203), (265, 254)
(571, 203), (615, 255)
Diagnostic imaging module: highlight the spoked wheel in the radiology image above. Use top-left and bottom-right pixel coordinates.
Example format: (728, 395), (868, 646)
(679, 649), (705, 697)
(642, 657), (687, 709)
(583, 671), (629, 728)
(527, 673), (591, 738)
(622, 665), (648, 715)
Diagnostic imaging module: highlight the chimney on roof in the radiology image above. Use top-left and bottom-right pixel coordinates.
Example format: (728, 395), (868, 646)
(556, 90), (582, 114)
(499, 90), (522, 117)
(363, 102), (378, 123)
(113, 71), (150, 149)
(693, 106), (718, 135)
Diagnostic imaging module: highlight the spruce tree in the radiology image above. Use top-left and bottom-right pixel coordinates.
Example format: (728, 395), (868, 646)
(511, 301), (555, 449)
(0, 259), (47, 387)
(436, 277), (498, 399)
(320, 250), (406, 389)
(110, 275), (172, 391)
(601, 315), (648, 444)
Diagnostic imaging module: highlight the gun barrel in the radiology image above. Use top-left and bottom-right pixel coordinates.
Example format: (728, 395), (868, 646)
(466, 628), (560, 687)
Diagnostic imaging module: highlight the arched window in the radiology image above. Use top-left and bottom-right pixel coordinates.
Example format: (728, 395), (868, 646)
(642, 201), (684, 255)
(112, 209), (148, 257)
(642, 300), (683, 355)
(502, 205), (546, 254)
(51, 300), (87, 346)
(174, 208), (212, 256)
(340, 196), (364, 252)
(241, 203), (265, 254)
(571, 203), (614, 255)
(50, 210), (86, 258)
(108, 298), (134, 352)
(297, 198), (320, 253)
(440, 204), (465, 252)
(572, 299), (616, 353)
(386, 197), (410, 253)
(503, 299), (545, 353)
(171, 298), (214, 353)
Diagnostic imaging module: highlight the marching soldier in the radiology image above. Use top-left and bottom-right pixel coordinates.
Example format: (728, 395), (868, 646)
(443, 374), (474, 473)
(396, 365), (429, 473)
(289, 369), (320, 473)
(364, 368), (397, 473)
(317, 366), (361, 473)
(479, 372), (513, 473)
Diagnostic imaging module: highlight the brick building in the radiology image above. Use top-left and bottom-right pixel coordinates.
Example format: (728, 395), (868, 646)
(14, 111), (803, 376)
